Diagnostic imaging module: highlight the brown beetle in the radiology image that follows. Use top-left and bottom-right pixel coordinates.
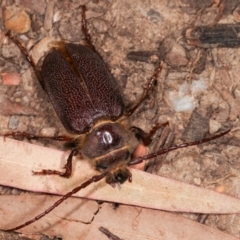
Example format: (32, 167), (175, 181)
(3, 5), (230, 231)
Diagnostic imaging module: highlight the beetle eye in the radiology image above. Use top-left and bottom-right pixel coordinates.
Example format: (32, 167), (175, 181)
(115, 171), (128, 184)
(116, 173), (124, 182)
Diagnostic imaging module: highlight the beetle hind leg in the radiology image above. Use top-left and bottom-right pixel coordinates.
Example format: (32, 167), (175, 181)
(131, 121), (169, 146)
(33, 149), (79, 178)
(5, 31), (44, 88)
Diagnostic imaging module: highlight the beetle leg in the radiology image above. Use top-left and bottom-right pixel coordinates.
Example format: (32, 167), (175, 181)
(131, 121), (168, 146)
(99, 226), (123, 240)
(81, 5), (97, 52)
(4, 171), (107, 231)
(4, 131), (74, 142)
(5, 31), (44, 88)
(33, 149), (79, 178)
(125, 64), (162, 116)
(147, 122), (169, 139)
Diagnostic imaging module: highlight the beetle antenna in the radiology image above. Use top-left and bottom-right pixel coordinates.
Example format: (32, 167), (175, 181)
(3, 172), (107, 232)
(128, 129), (230, 166)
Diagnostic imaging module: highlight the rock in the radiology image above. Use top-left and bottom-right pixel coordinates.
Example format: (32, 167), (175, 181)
(92, 18), (108, 34)
(159, 38), (189, 68)
(4, 6), (31, 33)
(1, 72), (21, 86)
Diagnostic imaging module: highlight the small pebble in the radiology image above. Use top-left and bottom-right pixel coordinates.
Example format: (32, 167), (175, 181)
(147, 9), (163, 23)
(40, 127), (57, 137)
(4, 6), (31, 33)
(193, 177), (201, 185)
(92, 18), (108, 34)
(9, 115), (19, 129)
(131, 144), (147, 171)
(1, 72), (21, 86)
(209, 119), (221, 134)
(159, 38), (189, 67)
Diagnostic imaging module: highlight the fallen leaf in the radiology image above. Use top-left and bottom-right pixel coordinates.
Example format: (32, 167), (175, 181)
(0, 138), (240, 239)
(0, 195), (239, 240)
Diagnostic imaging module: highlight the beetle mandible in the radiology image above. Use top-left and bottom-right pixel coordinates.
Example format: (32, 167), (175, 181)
(2, 5), (230, 231)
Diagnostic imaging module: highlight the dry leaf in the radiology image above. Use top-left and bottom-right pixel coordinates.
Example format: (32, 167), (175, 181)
(0, 138), (240, 239)
(0, 195), (238, 240)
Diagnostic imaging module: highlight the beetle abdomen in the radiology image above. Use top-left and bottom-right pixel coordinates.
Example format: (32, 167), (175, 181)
(41, 43), (125, 134)
(66, 44), (125, 119)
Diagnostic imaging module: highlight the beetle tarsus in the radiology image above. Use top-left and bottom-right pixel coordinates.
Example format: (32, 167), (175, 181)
(33, 149), (78, 178)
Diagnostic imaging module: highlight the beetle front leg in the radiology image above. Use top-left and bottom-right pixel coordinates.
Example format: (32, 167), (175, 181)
(4, 131), (74, 142)
(131, 121), (168, 146)
(33, 149), (79, 178)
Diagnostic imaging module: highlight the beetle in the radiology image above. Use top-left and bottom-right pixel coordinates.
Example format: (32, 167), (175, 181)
(2, 5), (230, 231)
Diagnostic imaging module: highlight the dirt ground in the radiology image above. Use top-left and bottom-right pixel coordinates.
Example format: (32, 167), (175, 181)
(1, 0), (240, 239)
